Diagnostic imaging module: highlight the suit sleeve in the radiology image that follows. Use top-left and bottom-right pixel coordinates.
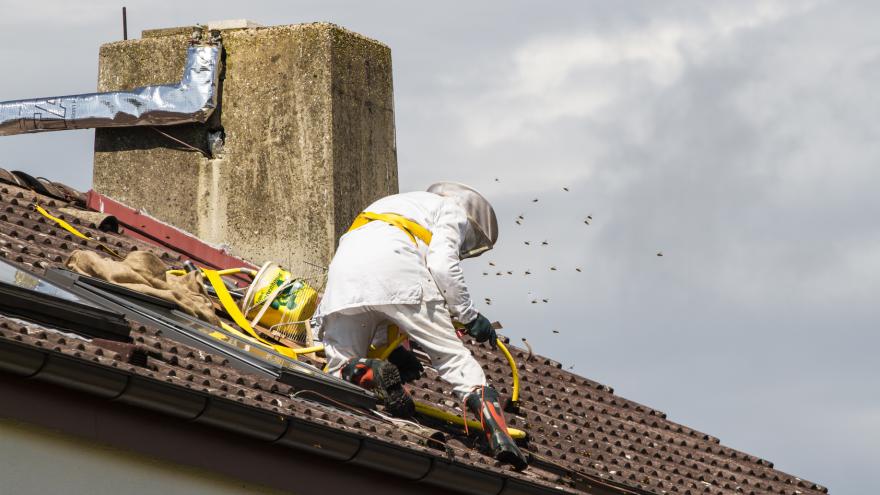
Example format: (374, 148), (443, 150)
(426, 201), (479, 324)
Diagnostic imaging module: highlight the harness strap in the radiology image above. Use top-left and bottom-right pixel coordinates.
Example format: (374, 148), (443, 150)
(348, 211), (432, 246)
(34, 203), (124, 259)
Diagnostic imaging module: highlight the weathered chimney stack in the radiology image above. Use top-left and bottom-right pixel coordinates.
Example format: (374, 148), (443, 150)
(93, 22), (398, 270)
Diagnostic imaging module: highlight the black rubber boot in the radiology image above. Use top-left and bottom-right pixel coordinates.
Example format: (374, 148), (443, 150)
(341, 358), (415, 418)
(386, 346), (424, 384)
(465, 385), (529, 471)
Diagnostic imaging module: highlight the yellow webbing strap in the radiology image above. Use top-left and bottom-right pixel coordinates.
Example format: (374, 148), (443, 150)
(203, 268), (300, 360)
(34, 204), (123, 259)
(348, 211), (432, 246)
(378, 333), (407, 360)
(168, 268), (256, 278)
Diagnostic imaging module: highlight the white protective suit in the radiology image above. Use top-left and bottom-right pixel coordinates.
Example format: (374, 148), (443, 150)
(316, 191), (487, 397)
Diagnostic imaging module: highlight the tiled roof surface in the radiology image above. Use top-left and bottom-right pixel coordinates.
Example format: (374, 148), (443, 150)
(0, 179), (828, 495)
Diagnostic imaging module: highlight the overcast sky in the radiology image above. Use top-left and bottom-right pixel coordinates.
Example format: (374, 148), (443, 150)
(0, 1), (876, 492)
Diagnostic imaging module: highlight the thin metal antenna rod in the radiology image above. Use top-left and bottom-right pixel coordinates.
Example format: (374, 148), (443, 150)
(122, 7), (128, 40)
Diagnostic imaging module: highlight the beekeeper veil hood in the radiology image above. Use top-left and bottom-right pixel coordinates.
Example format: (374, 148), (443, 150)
(427, 182), (498, 258)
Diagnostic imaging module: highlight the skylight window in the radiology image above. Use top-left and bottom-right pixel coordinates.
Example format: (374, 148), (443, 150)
(0, 257), (92, 304)
(0, 258), (130, 341)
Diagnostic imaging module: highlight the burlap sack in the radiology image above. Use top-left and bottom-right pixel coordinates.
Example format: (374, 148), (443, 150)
(65, 250), (220, 326)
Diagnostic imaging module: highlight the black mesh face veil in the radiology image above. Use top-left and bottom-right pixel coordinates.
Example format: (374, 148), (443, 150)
(459, 220), (491, 259)
(427, 182), (498, 259)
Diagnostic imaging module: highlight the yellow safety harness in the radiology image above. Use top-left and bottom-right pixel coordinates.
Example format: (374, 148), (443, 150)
(348, 211), (432, 246)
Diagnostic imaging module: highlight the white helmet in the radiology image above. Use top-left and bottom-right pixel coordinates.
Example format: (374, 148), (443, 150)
(427, 182), (498, 258)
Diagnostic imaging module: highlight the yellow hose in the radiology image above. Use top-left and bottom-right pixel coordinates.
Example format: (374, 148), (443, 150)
(451, 321), (521, 404)
(291, 344), (325, 355)
(218, 267), (257, 277)
(377, 330), (523, 437)
(414, 401), (526, 440)
(495, 339), (520, 403)
(379, 329), (520, 405)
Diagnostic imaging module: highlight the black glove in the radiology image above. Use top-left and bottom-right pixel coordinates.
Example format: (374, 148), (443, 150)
(465, 314), (497, 349)
(387, 346), (424, 384)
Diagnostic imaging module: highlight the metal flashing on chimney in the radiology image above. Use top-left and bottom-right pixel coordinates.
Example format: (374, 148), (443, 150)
(0, 29), (221, 136)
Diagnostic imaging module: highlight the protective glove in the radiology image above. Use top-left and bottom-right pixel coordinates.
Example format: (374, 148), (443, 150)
(387, 346), (424, 384)
(465, 314), (497, 349)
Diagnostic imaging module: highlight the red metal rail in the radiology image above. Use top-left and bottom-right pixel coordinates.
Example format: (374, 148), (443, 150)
(86, 190), (256, 284)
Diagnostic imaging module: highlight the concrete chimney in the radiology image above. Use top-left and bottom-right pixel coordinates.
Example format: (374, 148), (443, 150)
(93, 23), (399, 270)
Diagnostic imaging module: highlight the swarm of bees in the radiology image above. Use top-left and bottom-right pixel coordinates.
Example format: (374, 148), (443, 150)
(475, 181), (664, 342)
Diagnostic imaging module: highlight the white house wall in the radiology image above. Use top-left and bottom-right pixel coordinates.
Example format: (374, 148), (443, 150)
(0, 418), (287, 495)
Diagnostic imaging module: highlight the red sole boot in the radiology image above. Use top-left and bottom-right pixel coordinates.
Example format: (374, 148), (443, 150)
(465, 385), (529, 471)
(342, 358), (415, 418)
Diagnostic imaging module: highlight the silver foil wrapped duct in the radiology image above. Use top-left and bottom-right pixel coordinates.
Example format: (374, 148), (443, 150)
(0, 43), (221, 136)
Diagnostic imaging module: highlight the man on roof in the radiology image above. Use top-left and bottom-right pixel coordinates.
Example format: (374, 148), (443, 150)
(314, 182), (528, 470)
